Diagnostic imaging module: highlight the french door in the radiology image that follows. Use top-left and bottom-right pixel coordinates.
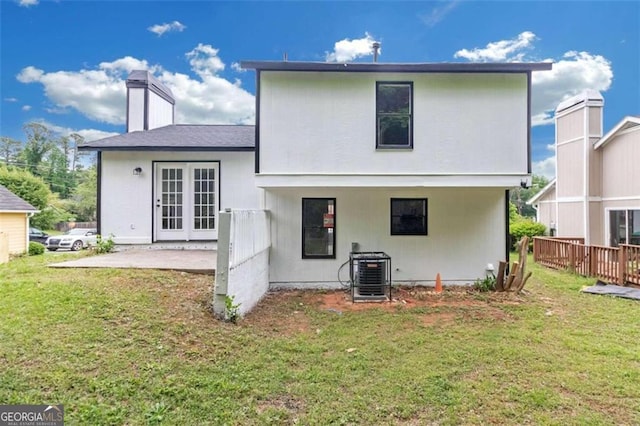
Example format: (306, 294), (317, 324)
(154, 162), (219, 241)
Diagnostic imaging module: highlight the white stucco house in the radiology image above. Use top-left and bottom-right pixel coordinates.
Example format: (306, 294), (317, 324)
(80, 71), (261, 244)
(82, 61), (552, 286)
(528, 91), (640, 247)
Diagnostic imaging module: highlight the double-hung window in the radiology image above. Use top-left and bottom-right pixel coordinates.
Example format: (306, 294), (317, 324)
(376, 82), (413, 149)
(302, 198), (336, 258)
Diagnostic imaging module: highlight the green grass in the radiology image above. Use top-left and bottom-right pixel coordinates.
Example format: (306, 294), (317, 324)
(1, 255), (639, 425)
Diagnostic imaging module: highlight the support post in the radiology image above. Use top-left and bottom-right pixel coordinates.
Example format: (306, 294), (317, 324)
(568, 243), (575, 273)
(618, 244), (627, 286)
(213, 211), (232, 317)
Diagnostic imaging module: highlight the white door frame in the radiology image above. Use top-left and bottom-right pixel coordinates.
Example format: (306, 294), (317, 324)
(153, 161), (220, 241)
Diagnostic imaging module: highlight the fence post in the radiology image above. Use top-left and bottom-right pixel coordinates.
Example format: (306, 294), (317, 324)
(618, 244), (627, 286)
(588, 246), (595, 277)
(568, 243), (575, 273)
(213, 210), (232, 317)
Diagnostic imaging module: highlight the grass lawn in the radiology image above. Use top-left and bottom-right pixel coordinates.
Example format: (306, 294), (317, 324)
(1, 254), (639, 425)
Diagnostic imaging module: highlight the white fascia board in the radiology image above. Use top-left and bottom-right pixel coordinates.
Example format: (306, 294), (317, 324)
(255, 173), (531, 188)
(0, 210), (39, 214)
(593, 116), (640, 150)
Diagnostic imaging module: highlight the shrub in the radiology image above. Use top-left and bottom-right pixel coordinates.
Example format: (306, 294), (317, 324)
(224, 295), (241, 323)
(473, 273), (496, 292)
(94, 234), (115, 254)
(509, 219), (546, 251)
(29, 241), (45, 256)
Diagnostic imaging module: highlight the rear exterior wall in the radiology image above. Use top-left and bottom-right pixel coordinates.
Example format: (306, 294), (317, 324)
(266, 187), (507, 287)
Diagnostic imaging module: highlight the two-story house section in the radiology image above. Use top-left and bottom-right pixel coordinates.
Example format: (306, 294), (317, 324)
(242, 61), (552, 287)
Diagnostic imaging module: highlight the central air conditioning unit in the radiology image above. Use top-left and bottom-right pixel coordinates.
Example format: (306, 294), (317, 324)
(349, 252), (391, 302)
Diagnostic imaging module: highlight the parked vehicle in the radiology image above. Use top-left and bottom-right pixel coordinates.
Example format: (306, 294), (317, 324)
(29, 227), (49, 244)
(45, 228), (98, 251)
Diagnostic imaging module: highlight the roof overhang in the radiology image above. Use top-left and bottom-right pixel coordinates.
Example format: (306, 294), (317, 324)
(0, 209), (38, 214)
(593, 116), (640, 150)
(241, 61), (552, 73)
(78, 146), (254, 152)
(255, 173), (532, 188)
(527, 178), (556, 205)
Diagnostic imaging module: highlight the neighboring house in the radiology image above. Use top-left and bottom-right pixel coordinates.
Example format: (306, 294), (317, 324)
(528, 91), (640, 247)
(241, 60), (551, 286)
(79, 71), (261, 244)
(0, 183), (38, 256)
(83, 61), (552, 286)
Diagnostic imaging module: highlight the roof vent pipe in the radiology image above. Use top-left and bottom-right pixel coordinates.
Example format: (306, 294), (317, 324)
(372, 42), (380, 62)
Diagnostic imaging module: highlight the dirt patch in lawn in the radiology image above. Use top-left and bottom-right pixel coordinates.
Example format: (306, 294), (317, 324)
(243, 287), (520, 333)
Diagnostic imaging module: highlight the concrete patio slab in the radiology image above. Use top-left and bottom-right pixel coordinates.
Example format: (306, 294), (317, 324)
(49, 249), (216, 275)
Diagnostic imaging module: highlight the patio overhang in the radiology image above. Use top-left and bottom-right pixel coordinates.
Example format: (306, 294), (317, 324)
(254, 173), (531, 188)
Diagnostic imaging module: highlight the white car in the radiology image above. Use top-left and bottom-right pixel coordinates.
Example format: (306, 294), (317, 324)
(45, 228), (98, 251)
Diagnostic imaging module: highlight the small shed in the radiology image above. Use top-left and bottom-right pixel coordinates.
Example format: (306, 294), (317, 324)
(0, 184), (38, 260)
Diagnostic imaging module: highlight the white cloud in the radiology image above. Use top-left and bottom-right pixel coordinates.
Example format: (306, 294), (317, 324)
(4, 97), (18, 102)
(453, 32), (613, 127)
(532, 51), (612, 126)
(231, 62), (245, 72)
(148, 21), (186, 37)
(420, 1), (459, 28)
(454, 31), (536, 62)
(22, 105), (31, 111)
(325, 33), (379, 62)
(18, 0), (38, 7)
(35, 119), (120, 142)
(17, 44), (255, 126)
(532, 156), (556, 180)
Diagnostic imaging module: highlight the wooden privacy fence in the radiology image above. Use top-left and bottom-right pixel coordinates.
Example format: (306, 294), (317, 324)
(533, 237), (640, 286)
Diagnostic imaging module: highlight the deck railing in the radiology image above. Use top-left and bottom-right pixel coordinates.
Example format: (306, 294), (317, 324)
(533, 237), (640, 285)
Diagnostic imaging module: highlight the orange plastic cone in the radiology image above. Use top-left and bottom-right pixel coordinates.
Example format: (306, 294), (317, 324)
(435, 273), (443, 293)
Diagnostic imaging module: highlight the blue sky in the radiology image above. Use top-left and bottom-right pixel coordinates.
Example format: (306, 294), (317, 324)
(1, 0), (638, 178)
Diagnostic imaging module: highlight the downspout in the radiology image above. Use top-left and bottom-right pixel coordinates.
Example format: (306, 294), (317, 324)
(26, 211), (36, 249)
(96, 151), (102, 236)
(505, 189), (510, 267)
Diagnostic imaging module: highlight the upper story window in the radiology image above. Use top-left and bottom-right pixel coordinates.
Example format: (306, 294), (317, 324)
(376, 82), (413, 149)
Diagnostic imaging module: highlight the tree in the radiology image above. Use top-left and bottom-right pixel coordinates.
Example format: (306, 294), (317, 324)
(20, 122), (54, 177)
(0, 164), (49, 209)
(0, 137), (22, 165)
(510, 174), (550, 218)
(68, 166), (97, 221)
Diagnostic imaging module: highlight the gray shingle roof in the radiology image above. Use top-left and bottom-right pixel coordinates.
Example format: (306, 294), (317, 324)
(78, 124), (255, 151)
(0, 184), (37, 212)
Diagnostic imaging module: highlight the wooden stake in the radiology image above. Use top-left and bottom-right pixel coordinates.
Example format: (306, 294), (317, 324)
(495, 261), (506, 292)
(504, 261), (519, 291)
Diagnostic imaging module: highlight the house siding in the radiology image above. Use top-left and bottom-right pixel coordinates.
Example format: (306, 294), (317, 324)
(266, 187), (506, 286)
(127, 88), (145, 132)
(557, 202), (584, 237)
(148, 90), (173, 130)
(534, 186), (557, 230)
(556, 140), (584, 197)
(601, 129), (640, 199)
(100, 151), (260, 244)
(258, 72), (528, 177)
(556, 108), (584, 142)
(0, 212), (28, 254)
